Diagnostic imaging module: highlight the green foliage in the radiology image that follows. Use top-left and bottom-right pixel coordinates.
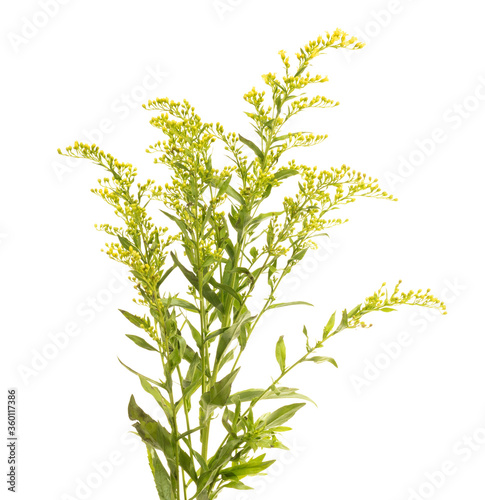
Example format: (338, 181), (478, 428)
(59, 29), (446, 500)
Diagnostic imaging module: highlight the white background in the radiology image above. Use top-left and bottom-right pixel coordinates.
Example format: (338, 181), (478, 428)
(1, 1), (484, 499)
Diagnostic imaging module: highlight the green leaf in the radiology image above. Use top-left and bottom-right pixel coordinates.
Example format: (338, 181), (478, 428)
(171, 252), (223, 312)
(224, 481), (253, 490)
(238, 134), (264, 160)
(275, 95), (283, 114)
(229, 387), (315, 405)
(216, 312), (254, 363)
(205, 326), (230, 343)
(273, 168), (298, 181)
(118, 235), (135, 251)
(210, 176), (244, 204)
(219, 347), (236, 369)
(170, 252), (198, 288)
(288, 247), (309, 264)
(246, 211), (282, 231)
(161, 210), (189, 238)
(265, 403), (306, 428)
(119, 309), (147, 329)
(268, 301), (313, 310)
(334, 309), (349, 334)
(226, 185), (245, 205)
(209, 279), (242, 305)
(306, 356), (338, 368)
(147, 445), (173, 500)
(348, 304), (361, 317)
(176, 363), (202, 413)
(126, 334), (159, 352)
(263, 118), (276, 129)
(161, 297), (199, 313)
(201, 368), (240, 415)
(118, 358), (164, 388)
(179, 448), (198, 482)
(228, 205), (252, 238)
(323, 311), (336, 338)
(275, 336), (286, 372)
(156, 263), (177, 289)
(272, 134), (291, 143)
(216, 175), (232, 197)
(168, 336), (186, 370)
(222, 407), (235, 435)
(128, 396), (176, 473)
(220, 455), (275, 481)
(139, 376), (173, 424)
(380, 307), (397, 312)
(139, 376), (163, 406)
(187, 321), (203, 348)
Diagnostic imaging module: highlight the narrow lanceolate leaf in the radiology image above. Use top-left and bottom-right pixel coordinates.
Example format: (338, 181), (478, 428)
(147, 445), (173, 500)
(156, 263), (176, 289)
(220, 455), (275, 481)
(323, 311), (336, 338)
(117, 235), (135, 252)
(170, 252), (198, 288)
(128, 396), (177, 473)
(209, 279), (242, 305)
(118, 358), (164, 388)
(119, 309), (147, 329)
(275, 336), (286, 372)
(201, 368), (240, 415)
(223, 481), (253, 490)
(380, 307), (397, 312)
(216, 312), (254, 363)
(273, 168), (298, 180)
(160, 210), (189, 238)
(205, 326), (230, 344)
(160, 297), (199, 313)
(306, 356), (338, 368)
(334, 309), (349, 334)
(171, 252), (224, 312)
(229, 387), (316, 405)
(209, 176), (244, 204)
(179, 448), (198, 482)
(264, 403), (306, 428)
(288, 247), (309, 264)
(238, 134), (264, 160)
(268, 301), (313, 310)
(126, 334), (159, 352)
(246, 211), (283, 231)
(187, 321), (203, 348)
(138, 375), (173, 425)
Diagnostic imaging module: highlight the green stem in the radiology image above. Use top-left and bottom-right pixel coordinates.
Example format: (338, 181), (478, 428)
(176, 364), (195, 465)
(197, 271), (210, 461)
(229, 264), (286, 373)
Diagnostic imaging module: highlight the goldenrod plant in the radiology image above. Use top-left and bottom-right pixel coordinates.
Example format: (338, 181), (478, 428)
(59, 29), (446, 500)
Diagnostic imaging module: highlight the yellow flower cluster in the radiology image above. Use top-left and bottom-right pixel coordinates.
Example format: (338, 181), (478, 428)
(296, 30), (365, 65)
(360, 281), (447, 317)
(289, 94), (338, 113)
